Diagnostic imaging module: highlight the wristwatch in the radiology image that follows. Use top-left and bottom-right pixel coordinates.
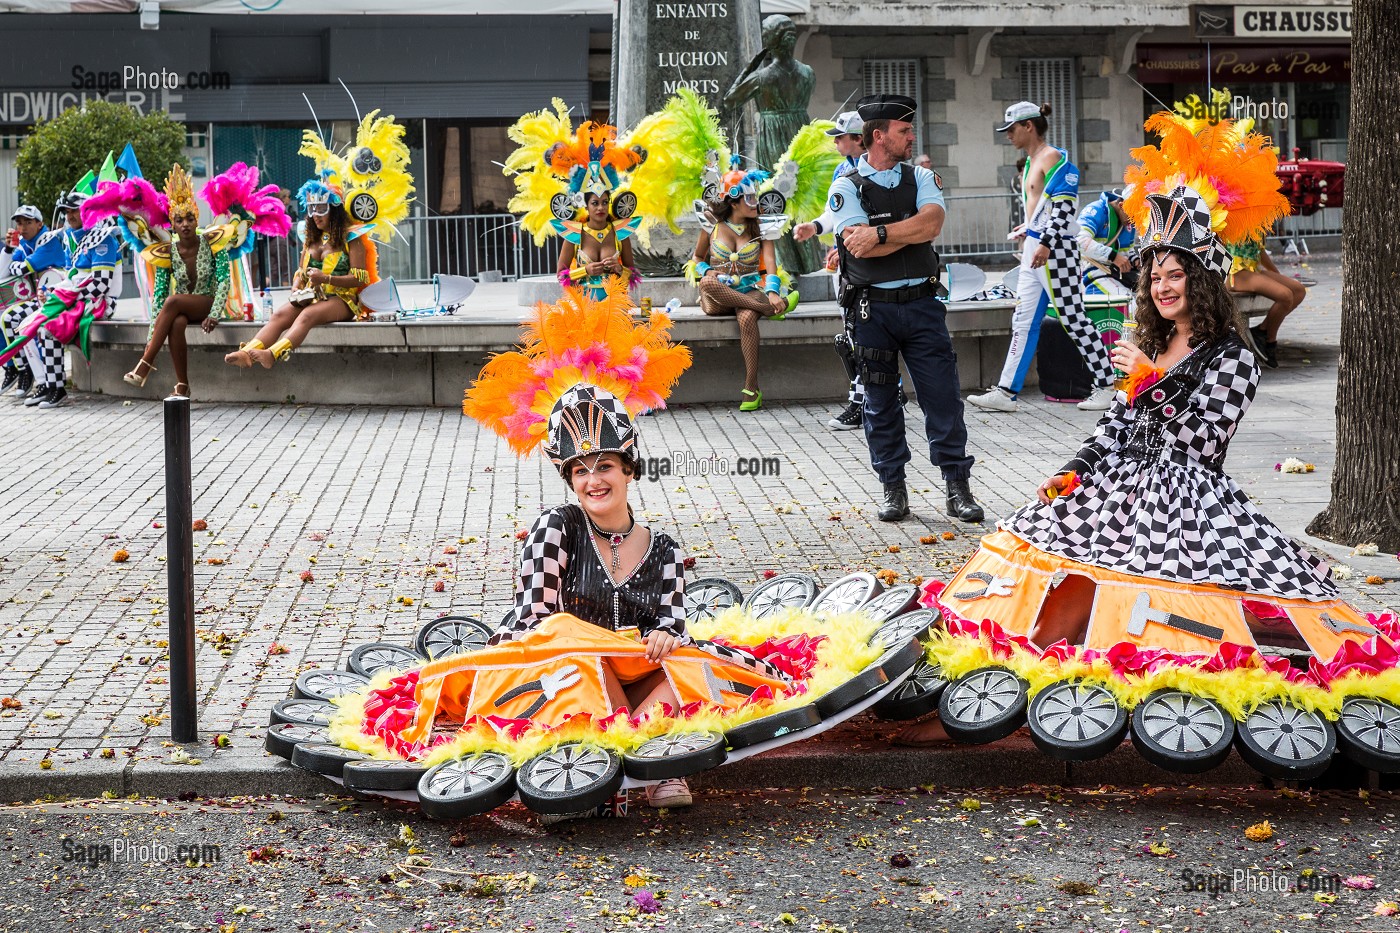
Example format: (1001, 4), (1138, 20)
(876, 225), (888, 245)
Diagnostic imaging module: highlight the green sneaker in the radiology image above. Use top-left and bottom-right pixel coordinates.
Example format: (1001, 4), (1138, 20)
(739, 389), (763, 411)
(770, 290), (800, 320)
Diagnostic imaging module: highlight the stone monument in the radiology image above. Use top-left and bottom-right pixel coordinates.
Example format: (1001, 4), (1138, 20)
(724, 14), (821, 276)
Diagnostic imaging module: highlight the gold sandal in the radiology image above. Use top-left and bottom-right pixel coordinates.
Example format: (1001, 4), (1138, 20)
(123, 358), (155, 387)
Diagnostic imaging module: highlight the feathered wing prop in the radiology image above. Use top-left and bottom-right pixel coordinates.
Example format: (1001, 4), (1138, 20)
(617, 107), (681, 244)
(463, 278), (692, 458)
(1123, 110), (1290, 249)
(342, 110), (415, 243)
(653, 87), (730, 209)
(506, 99), (584, 246)
(764, 120), (841, 232)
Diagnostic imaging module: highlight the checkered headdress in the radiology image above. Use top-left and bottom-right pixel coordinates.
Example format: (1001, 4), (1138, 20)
(542, 383), (638, 470)
(1140, 185), (1231, 279)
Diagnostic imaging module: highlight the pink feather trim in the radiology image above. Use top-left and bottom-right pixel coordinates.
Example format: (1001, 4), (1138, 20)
(201, 162), (292, 237)
(80, 179), (170, 229)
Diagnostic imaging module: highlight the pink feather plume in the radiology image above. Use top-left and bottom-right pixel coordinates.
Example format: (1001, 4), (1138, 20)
(201, 162), (292, 237)
(80, 179), (170, 229)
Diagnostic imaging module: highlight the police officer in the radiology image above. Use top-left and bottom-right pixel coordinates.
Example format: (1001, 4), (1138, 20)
(830, 95), (983, 523)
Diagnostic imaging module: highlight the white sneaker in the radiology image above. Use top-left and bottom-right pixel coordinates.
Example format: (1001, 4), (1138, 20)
(644, 778), (692, 808)
(967, 387), (1018, 412)
(1076, 385), (1116, 411)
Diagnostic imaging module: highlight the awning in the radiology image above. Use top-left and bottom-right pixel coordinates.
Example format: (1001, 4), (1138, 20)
(1, 0), (812, 14)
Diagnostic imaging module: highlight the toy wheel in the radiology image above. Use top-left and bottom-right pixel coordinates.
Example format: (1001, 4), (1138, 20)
(549, 192), (576, 221)
(348, 643), (422, 679)
(1027, 679), (1129, 762)
(724, 704), (822, 750)
(859, 584), (920, 622)
(291, 742), (368, 778)
(1335, 696), (1400, 774)
(809, 572), (883, 614)
(415, 615), (493, 660)
(611, 191), (638, 220)
(686, 578), (744, 622)
(872, 609), (938, 651)
(418, 752), (517, 820)
(622, 732), (727, 781)
(938, 666), (1029, 744)
(269, 698), (334, 727)
(742, 573), (819, 618)
(294, 668), (369, 702)
(342, 758), (431, 792)
(874, 659), (949, 721)
(1234, 699), (1336, 780)
(757, 190), (787, 216)
(264, 723), (329, 760)
(515, 743), (624, 815)
(1130, 689), (1235, 773)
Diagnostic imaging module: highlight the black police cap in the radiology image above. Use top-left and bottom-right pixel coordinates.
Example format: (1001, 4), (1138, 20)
(856, 94), (918, 123)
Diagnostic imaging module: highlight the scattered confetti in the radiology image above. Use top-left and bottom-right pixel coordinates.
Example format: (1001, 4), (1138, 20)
(1245, 820), (1274, 842)
(111, 549), (130, 562)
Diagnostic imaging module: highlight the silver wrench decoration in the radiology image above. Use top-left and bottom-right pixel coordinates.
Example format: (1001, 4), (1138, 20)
(1127, 592), (1225, 642)
(492, 664), (582, 718)
(951, 571), (1015, 601)
(1319, 612), (1379, 638)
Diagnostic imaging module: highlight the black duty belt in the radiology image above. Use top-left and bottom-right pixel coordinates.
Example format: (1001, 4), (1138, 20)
(865, 280), (936, 304)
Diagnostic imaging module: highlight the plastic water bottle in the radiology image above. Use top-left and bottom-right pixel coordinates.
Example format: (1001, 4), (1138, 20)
(665, 298), (681, 314)
(260, 289), (273, 321)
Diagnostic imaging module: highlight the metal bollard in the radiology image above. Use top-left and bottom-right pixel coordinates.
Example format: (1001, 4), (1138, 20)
(164, 394), (198, 743)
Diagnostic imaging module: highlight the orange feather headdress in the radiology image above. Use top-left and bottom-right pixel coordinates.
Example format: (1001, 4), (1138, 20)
(1123, 109), (1290, 277)
(463, 279), (692, 470)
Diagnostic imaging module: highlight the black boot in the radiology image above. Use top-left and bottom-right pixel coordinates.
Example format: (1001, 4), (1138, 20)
(946, 477), (984, 523)
(878, 481), (910, 522)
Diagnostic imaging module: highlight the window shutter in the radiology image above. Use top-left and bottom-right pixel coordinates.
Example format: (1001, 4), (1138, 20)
(1020, 58), (1077, 163)
(863, 59), (923, 154)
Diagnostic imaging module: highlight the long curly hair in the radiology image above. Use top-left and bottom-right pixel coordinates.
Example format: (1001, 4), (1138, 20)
(303, 203), (351, 253)
(1132, 248), (1239, 356)
(705, 197), (760, 241)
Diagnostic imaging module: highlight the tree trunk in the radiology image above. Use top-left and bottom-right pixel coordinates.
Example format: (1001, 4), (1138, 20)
(1306, 0), (1400, 552)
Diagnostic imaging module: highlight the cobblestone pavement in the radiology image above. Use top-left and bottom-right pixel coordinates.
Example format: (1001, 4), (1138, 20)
(0, 255), (1394, 777)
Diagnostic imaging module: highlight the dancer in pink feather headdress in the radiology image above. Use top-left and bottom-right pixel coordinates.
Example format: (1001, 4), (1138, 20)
(111, 162), (290, 397)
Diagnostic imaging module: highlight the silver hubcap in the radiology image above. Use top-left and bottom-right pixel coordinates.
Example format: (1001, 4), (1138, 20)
(280, 702), (332, 725)
(426, 754), (510, 797)
(814, 578), (873, 613)
(1341, 697), (1400, 753)
(1139, 692), (1226, 753)
(749, 580), (812, 617)
(874, 613), (932, 650)
(274, 725), (325, 743)
(358, 646), (418, 673)
(524, 746), (612, 793)
(889, 661), (945, 700)
(1035, 682), (1121, 742)
(633, 733), (716, 759)
(423, 621), (489, 658)
(303, 671), (366, 699)
(945, 670), (1021, 723)
(686, 584), (738, 620)
(1244, 700), (1330, 761)
(862, 587), (915, 620)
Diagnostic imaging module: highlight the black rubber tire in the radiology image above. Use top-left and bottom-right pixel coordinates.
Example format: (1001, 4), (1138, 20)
(294, 668), (370, 702)
(347, 642), (423, 679)
(724, 704), (823, 750)
(1334, 696), (1400, 774)
(415, 616), (494, 660)
(622, 732), (728, 780)
(871, 608), (939, 652)
(742, 573), (819, 618)
(1027, 678), (1130, 762)
(815, 665), (889, 718)
(1130, 689), (1236, 774)
(264, 723), (329, 760)
(515, 744), (624, 815)
(1234, 699), (1336, 780)
(269, 698), (335, 728)
(291, 742), (369, 778)
(873, 659), (949, 721)
(809, 572), (883, 615)
(342, 758), (432, 792)
(859, 584), (920, 623)
(418, 752), (517, 820)
(938, 666), (1029, 744)
(685, 578), (744, 622)
(875, 636), (924, 680)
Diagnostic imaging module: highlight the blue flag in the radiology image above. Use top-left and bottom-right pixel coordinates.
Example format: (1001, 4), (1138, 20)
(116, 143), (143, 181)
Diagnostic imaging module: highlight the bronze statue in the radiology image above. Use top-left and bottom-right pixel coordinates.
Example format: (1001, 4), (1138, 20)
(725, 14), (822, 275)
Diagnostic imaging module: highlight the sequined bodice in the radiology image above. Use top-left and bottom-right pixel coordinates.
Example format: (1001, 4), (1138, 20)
(1120, 336), (1240, 472)
(555, 504), (679, 633)
(709, 235), (762, 273)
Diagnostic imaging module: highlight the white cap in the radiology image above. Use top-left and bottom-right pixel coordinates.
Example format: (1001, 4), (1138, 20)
(995, 101), (1044, 132)
(10, 205), (42, 222)
(826, 111), (865, 136)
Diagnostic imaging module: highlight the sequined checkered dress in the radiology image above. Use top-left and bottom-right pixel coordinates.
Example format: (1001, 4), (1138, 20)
(1001, 335), (1336, 600)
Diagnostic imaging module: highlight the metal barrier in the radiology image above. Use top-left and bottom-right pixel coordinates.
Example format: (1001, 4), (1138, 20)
(248, 196), (1342, 288)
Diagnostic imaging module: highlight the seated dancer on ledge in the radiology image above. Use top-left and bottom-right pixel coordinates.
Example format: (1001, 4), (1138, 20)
(554, 190), (638, 300)
(227, 110), (413, 368)
(900, 108), (1346, 747)
(118, 164), (289, 396)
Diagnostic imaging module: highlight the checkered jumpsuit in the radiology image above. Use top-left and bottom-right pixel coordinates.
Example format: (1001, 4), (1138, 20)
(997, 169), (1116, 396)
(1001, 336), (1336, 600)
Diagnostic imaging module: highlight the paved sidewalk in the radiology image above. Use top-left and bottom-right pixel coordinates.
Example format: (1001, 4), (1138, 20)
(0, 255), (1395, 797)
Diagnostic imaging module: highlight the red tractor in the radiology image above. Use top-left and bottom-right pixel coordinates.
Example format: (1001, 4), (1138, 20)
(1276, 149), (1345, 216)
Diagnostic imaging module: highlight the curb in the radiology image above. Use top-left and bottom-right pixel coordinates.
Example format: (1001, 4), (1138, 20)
(0, 723), (1280, 805)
